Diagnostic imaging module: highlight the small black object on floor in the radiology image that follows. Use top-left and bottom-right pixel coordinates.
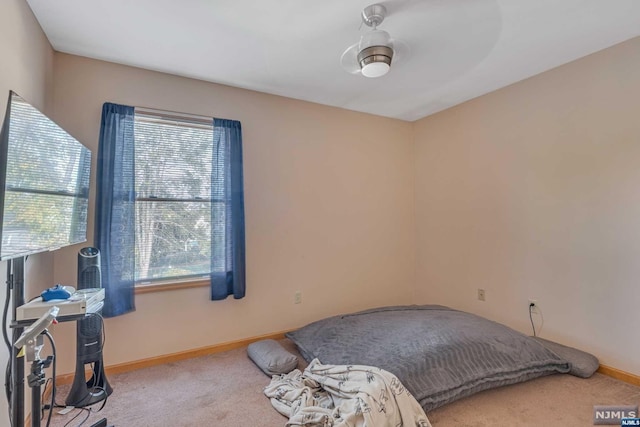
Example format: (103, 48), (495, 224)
(89, 418), (107, 427)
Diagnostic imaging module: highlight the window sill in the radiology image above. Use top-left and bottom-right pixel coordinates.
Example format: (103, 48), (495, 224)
(135, 278), (209, 294)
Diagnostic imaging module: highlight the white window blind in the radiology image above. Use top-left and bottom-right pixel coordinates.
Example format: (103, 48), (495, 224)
(133, 112), (214, 282)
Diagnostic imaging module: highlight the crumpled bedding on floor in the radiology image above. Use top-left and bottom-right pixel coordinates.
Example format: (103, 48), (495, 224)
(264, 358), (432, 427)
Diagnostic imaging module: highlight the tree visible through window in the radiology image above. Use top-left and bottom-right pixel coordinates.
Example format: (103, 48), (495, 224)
(134, 114), (214, 283)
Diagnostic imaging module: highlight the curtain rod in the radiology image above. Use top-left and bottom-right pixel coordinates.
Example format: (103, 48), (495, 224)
(135, 105), (213, 125)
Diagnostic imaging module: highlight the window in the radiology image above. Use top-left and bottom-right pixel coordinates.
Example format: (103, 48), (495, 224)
(133, 112), (215, 284)
(96, 102), (244, 313)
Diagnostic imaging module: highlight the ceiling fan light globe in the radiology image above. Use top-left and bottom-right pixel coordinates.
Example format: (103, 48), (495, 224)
(361, 62), (390, 78)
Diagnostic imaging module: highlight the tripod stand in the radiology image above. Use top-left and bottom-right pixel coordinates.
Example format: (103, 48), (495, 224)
(13, 305), (58, 427)
(25, 336), (54, 427)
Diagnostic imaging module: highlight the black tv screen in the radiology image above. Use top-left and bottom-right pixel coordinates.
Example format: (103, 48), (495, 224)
(0, 91), (91, 260)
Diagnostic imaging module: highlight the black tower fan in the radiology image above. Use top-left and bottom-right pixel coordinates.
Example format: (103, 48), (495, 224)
(66, 247), (113, 407)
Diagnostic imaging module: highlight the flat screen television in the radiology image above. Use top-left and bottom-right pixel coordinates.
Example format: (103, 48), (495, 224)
(0, 91), (91, 260)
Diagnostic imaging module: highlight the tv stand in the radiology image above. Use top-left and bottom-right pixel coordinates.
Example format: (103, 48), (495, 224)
(9, 256), (26, 427)
(7, 256), (108, 426)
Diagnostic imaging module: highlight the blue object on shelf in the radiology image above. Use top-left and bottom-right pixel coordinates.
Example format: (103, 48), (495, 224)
(41, 284), (71, 301)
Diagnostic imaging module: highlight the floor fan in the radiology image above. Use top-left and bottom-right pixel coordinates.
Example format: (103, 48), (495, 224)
(65, 247), (113, 407)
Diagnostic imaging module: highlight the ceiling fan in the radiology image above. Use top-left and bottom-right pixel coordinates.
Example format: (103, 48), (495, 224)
(340, 3), (408, 78)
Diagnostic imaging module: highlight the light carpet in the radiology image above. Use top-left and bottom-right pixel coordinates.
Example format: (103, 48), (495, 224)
(46, 339), (640, 426)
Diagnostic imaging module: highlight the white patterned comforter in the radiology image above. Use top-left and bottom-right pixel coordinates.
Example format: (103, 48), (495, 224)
(264, 359), (432, 427)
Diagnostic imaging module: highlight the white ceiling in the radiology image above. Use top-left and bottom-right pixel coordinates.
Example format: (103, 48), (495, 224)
(26, 0), (640, 122)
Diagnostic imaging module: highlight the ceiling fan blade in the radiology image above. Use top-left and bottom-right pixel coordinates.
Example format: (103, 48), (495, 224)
(340, 43), (362, 74)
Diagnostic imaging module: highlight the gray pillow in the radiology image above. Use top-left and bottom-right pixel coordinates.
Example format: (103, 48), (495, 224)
(247, 339), (298, 376)
(532, 337), (599, 378)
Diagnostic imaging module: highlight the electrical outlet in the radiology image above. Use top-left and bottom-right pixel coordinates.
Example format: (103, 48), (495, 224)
(528, 299), (538, 313)
(294, 290), (302, 304)
(477, 288), (485, 301)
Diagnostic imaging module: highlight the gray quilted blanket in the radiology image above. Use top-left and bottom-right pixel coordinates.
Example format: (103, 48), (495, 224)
(286, 305), (570, 411)
(264, 359), (432, 426)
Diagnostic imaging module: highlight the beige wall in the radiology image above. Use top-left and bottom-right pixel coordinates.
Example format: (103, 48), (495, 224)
(0, 0), (55, 292)
(414, 36), (640, 375)
(0, 0), (55, 426)
(49, 54), (416, 374)
(3, 0), (640, 412)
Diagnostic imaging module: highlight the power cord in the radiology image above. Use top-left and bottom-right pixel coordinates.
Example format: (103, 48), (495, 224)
(3, 266), (11, 349)
(4, 256), (28, 427)
(529, 302), (545, 337)
(42, 330), (57, 427)
(63, 407), (91, 427)
(41, 377), (53, 418)
(37, 312), (108, 427)
(529, 303), (537, 337)
(55, 312), (108, 427)
(4, 262), (13, 426)
(59, 386), (107, 427)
